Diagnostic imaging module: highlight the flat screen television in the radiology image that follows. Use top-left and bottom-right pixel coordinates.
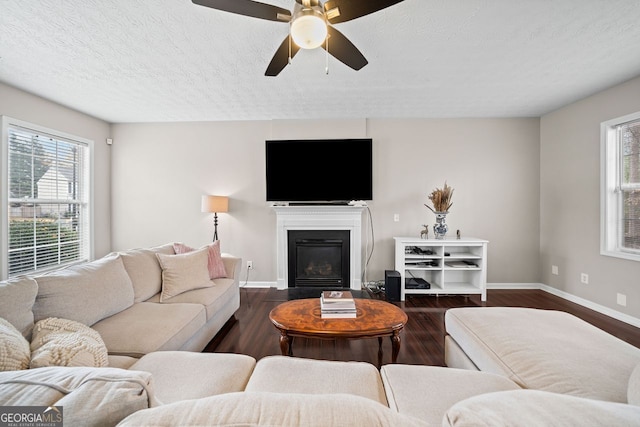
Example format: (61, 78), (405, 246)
(265, 138), (373, 202)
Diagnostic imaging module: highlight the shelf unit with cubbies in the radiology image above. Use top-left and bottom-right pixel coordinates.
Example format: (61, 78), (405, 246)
(393, 237), (488, 302)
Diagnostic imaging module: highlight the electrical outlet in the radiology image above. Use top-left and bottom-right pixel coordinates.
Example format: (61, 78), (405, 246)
(247, 261), (253, 270)
(551, 265), (558, 275)
(617, 293), (627, 307)
(394, 213), (400, 222)
(580, 273), (589, 284)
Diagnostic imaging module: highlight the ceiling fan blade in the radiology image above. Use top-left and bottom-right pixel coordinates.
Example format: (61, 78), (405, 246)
(322, 26), (368, 71)
(192, 0), (291, 22)
(324, 0), (405, 24)
(265, 36), (301, 76)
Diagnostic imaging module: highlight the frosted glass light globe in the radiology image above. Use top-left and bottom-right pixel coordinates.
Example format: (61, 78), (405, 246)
(291, 13), (327, 49)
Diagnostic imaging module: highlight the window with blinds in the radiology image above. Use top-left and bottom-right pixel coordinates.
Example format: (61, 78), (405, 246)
(601, 112), (640, 261)
(2, 117), (92, 278)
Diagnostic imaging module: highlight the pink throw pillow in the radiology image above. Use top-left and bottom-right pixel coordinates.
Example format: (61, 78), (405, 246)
(173, 241), (227, 279)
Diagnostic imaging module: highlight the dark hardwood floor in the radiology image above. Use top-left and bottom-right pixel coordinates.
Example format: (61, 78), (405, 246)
(204, 288), (640, 367)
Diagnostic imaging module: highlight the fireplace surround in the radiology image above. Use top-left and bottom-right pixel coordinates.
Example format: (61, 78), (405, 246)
(273, 206), (366, 291)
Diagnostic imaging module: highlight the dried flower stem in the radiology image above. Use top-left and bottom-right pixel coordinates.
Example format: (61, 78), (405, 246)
(425, 182), (454, 213)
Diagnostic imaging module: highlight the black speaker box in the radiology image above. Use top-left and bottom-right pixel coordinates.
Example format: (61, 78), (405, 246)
(384, 270), (401, 302)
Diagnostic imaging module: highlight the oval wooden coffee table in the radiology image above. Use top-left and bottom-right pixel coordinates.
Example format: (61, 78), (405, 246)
(269, 298), (408, 367)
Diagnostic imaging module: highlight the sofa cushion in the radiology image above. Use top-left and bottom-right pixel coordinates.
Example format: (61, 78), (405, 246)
(245, 355), (388, 405)
(130, 351), (256, 404)
(118, 391), (428, 427)
(108, 355), (138, 370)
(145, 277), (236, 320)
(445, 307), (640, 403)
(30, 317), (108, 368)
(119, 243), (175, 303)
(174, 241), (227, 279)
(0, 366), (156, 427)
(33, 254), (134, 326)
(92, 302), (206, 357)
(0, 276), (38, 338)
(629, 363), (640, 406)
(0, 317), (30, 371)
(443, 389), (640, 427)
(380, 365), (520, 425)
(156, 247), (212, 302)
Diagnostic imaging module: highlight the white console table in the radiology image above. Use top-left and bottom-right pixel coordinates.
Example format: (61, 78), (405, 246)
(394, 237), (488, 301)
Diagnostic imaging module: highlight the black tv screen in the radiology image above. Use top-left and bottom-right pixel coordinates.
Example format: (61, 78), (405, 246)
(265, 139), (373, 202)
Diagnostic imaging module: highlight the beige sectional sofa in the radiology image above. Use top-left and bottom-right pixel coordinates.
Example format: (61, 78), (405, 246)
(0, 242), (247, 424)
(25, 243), (241, 367)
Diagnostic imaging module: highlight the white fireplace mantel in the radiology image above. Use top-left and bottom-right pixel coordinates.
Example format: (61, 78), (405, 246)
(273, 205), (366, 290)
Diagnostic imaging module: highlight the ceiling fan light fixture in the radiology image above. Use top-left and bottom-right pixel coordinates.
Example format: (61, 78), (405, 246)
(290, 8), (327, 49)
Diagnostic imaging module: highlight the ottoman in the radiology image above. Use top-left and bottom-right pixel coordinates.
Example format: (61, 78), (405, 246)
(381, 364), (519, 425)
(244, 355), (388, 405)
(129, 351), (256, 404)
(444, 307), (640, 403)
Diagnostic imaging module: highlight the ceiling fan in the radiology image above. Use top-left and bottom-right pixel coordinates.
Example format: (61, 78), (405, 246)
(191, 0), (406, 76)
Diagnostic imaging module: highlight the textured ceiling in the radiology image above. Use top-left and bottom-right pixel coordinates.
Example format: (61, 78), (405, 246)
(1, 0), (640, 123)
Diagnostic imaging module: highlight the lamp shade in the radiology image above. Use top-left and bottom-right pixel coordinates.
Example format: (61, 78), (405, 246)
(291, 8), (327, 49)
(201, 195), (229, 213)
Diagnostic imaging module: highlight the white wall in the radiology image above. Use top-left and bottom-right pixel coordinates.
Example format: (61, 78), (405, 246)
(0, 83), (112, 258)
(110, 120), (271, 266)
(369, 119), (540, 284)
(111, 117), (541, 285)
(540, 75), (640, 319)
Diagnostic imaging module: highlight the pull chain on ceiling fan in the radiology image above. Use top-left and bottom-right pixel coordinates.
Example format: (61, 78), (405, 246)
(191, 0), (406, 76)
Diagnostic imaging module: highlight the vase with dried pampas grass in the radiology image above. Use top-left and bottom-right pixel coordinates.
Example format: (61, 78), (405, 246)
(424, 182), (454, 239)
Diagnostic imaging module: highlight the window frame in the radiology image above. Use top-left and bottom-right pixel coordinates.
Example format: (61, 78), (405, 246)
(600, 111), (640, 262)
(1, 116), (94, 279)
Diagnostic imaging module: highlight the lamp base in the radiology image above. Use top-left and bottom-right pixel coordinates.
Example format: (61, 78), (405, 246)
(213, 213), (219, 242)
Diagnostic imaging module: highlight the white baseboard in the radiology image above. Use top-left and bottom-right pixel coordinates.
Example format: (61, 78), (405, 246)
(538, 284), (640, 329)
(487, 283), (542, 290)
(240, 281), (275, 289)
(488, 282), (640, 329)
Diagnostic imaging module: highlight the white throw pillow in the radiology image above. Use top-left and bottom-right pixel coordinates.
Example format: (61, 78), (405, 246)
(173, 241), (227, 279)
(0, 318), (30, 371)
(156, 246), (212, 302)
(30, 317), (108, 368)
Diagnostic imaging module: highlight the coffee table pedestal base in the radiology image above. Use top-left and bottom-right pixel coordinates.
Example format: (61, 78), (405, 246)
(276, 329), (402, 368)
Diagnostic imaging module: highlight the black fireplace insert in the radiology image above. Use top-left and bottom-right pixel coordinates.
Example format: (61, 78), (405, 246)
(287, 230), (350, 288)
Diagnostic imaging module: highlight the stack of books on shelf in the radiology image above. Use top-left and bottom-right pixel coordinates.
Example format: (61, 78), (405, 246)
(445, 260), (478, 268)
(320, 291), (356, 318)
